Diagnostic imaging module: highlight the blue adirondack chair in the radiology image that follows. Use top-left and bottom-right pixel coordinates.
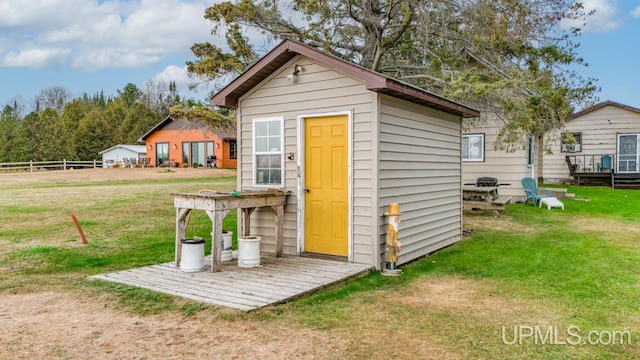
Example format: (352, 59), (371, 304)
(597, 155), (612, 172)
(521, 177), (552, 207)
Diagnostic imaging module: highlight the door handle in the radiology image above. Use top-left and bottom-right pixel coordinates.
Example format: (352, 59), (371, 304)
(304, 188), (310, 193)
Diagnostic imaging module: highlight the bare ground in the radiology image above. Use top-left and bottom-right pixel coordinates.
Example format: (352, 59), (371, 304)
(1, 278), (546, 360)
(0, 169), (613, 359)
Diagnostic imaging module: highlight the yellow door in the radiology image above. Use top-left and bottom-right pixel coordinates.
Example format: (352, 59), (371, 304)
(304, 115), (348, 256)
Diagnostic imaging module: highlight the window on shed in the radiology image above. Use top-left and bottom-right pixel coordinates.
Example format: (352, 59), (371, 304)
(253, 117), (284, 186)
(463, 134), (484, 161)
(561, 132), (582, 152)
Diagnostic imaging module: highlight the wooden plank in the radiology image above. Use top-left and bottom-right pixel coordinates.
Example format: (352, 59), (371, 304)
(95, 274), (260, 311)
(101, 267), (280, 305)
(92, 256), (373, 311)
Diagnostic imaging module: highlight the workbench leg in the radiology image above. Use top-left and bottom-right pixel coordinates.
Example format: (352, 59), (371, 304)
(241, 208), (255, 238)
(175, 208), (191, 268)
(207, 210), (228, 272)
(271, 205), (284, 257)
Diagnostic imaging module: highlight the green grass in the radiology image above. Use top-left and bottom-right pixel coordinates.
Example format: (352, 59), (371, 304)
(2, 175), (640, 358)
(265, 186), (640, 358)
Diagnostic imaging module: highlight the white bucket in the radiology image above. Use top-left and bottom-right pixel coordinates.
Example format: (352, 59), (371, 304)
(180, 238), (205, 272)
(237, 236), (261, 268)
(221, 231), (233, 262)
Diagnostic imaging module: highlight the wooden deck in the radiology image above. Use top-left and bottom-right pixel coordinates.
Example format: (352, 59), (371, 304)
(92, 256), (373, 311)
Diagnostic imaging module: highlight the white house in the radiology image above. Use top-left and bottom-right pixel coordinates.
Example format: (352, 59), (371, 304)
(98, 145), (147, 168)
(542, 100), (640, 186)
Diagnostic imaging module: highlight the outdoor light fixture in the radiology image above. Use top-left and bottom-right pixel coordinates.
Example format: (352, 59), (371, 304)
(148, 144), (152, 150)
(287, 64), (303, 82)
(173, 144), (177, 150)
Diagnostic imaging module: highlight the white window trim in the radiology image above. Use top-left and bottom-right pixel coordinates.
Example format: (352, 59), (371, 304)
(252, 116), (285, 187)
(463, 133), (485, 162)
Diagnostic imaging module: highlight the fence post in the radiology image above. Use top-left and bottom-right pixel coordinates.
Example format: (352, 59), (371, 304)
(93, 159), (97, 168)
(30, 160), (33, 172)
(63, 159), (67, 170)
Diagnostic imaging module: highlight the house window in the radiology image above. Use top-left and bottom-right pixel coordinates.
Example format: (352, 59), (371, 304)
(230, 140), (237, 159)
(191, 142), (205, 167)
(182, 143), (189, 164)
(463, 134), (484, 161)
(253, 117), (284, 186)
(156, 143), (169, 166)
(561, 132), (582, 153)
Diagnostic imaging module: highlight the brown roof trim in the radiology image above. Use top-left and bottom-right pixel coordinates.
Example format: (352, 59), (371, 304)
(567, 100), (640, 121)
(211, 39), (479, 118)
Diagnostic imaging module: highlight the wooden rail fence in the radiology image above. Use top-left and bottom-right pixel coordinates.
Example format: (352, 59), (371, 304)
(0, 160), (102, 172)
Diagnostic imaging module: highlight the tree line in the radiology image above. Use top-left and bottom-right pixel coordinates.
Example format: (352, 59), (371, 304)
(0, 81), (204, 163)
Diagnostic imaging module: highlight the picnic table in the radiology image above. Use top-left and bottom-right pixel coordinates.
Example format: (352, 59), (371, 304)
(172, 190), (290, 272)
(463, 186), (512, 216)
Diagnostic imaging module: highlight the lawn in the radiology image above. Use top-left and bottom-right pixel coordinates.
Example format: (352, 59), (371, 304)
(1, 171), (639, 359)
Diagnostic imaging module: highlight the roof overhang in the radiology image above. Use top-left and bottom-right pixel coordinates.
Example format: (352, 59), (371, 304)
(211, 40), (479, 118)
(567, 100), (640, 121)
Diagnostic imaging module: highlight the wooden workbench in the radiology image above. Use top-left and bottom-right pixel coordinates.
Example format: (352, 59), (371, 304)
(172, 190), (290, 272)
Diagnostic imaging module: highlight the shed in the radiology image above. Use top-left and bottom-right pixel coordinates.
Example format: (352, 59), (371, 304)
(139, 116), (237, 168)
(98, 144), (147, 168)
(212, 40), (478, 269)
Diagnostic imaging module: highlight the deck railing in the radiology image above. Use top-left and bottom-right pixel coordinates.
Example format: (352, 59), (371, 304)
(0, 160), (102, 172)
(565, 154), (615, 174)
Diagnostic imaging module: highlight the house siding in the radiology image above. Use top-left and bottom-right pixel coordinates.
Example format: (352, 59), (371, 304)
(378, 95), (463, 266)
(146, 129), (220, 167)
(463, 116), (533, 202)
(219, 139), (237, 169)
(238, 56), (376, 264)
(100, 146), (146, 167)
(543, 104), (640, 183)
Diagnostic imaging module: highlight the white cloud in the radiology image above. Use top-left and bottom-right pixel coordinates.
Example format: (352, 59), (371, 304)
(631, 6), (640, 18)
(2, 47), (70, 68)
(563, 0), (622, 34)
(152, 64), (216, 100)
(153, 65), (191, 88)
(0, 0), (220, 70)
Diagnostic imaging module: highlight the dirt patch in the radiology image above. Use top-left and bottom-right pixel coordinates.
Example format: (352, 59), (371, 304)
(0, 291), (350, 359)
(394, 276), (561, 324)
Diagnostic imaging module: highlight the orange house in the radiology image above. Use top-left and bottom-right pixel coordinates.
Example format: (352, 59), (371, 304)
(139, 117), (237, 168)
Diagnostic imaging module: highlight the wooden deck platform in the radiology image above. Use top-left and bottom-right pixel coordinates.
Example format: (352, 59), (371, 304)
(92, 256), (373, 311)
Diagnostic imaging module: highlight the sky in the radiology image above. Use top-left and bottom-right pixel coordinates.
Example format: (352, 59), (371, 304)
(0, 0), (639, 113)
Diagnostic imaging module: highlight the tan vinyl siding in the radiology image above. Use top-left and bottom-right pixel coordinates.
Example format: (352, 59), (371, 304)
(238, 55), (375, 265)
(543, 104), (640, 183)
(378, 95), (463, 266)
(463, 117), (532, 201)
